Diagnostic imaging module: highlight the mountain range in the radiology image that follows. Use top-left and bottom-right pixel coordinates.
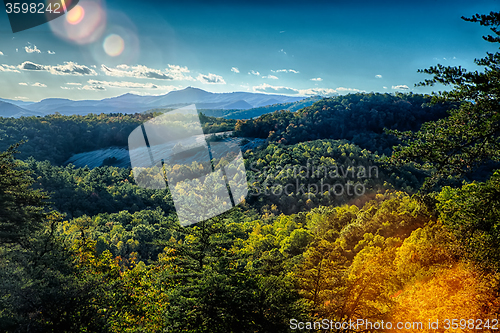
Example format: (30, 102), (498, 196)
(0, 87), (308, 118)
(194, 96), (322, 119)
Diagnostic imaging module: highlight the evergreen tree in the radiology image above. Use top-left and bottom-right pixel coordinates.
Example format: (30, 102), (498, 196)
(0, 144), (100, 332)
(0, 142), (48, 247)
(387, 12), (500, 191)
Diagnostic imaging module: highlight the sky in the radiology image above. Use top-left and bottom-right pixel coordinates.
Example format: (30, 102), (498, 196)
(0, 0), (498, 101)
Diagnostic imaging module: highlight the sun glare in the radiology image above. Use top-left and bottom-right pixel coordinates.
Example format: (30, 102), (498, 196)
(66, 5), (85, 25)
(103, 34), (125, 57)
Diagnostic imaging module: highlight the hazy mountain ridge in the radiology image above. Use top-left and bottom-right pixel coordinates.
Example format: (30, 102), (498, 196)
(0, 101), (44, 118)
(0, 87), (306, 117)
(191, 96), (322, 119)
(0, 98), (35, 108)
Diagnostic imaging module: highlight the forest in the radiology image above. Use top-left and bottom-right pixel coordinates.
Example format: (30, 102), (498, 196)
(0, 11), (499, 333)
(0, 112), (236, 165)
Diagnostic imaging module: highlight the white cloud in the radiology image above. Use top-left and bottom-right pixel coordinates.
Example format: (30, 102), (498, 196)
(336, 87), (363, 93)
(82, 85), (106, 91)
(253, 83), (299, 95)
(197, 73), (226, 84)
(61, 86), (72, 90)
(0, 64), (20, 73)
(248, 70), (260, 76)
(14, 96), (28, 100)
(87, 79), (177, 90)
(0, 51), (4, 56)
(262, 75), (278, 79)
(102, 64), (171, 80)
(375, 74), (383, 79)
(48, 50), (55, 55)
(383, 86), (388, 89)
(25, 45), (41, 53)
(168, 64), (190, 73)
(310, 77), (323, 81)
(253, 84), (360, 96)
(18, 61), (44, 71)
(299, 88), (338, 96)
(297, 87), (363, 96)
(101, 64), (193, 81)
(66, 82), (82, 86)
(231, 67), (240, 73)
(392, 85), (409, 90)
(271, 69), (299, 74)
(47, 62), (97, 75)
(19, 61), (98, 76)
(19, 82), (47, 87)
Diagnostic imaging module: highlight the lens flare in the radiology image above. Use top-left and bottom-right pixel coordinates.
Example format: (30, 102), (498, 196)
(49, 0), (106, 45)
(103, 34), (125, 57)
(66, 5), (84, 25)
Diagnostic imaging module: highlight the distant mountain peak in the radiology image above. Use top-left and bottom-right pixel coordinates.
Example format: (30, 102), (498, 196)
(171, 86), (212, 95)
(0, 100), (35, 117)
(1, 87), (306, 117)
(182, 86), (204, 91)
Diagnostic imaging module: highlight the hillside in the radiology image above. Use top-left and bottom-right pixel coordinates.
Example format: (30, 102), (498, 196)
(0, 93), (452, 165)
(234, 92), (452, 155)
(0, 112), (237, 164)
(197, 96), (322, 119)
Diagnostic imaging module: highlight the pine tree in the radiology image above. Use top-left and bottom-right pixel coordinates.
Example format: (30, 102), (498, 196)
(0, 142), (48, 247)
(387, 12), (500, 191)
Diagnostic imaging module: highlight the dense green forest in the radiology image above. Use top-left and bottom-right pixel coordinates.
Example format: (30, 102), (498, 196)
(234, 92), (452, 156)
(1, 10), (499, 333)
(0, 112), (236, 165)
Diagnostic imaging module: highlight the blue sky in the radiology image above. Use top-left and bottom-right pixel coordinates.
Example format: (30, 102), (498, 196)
(0, 0), (498, 101)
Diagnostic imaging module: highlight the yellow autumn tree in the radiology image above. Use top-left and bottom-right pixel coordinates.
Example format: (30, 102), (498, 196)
(389, 222), (500, 332)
